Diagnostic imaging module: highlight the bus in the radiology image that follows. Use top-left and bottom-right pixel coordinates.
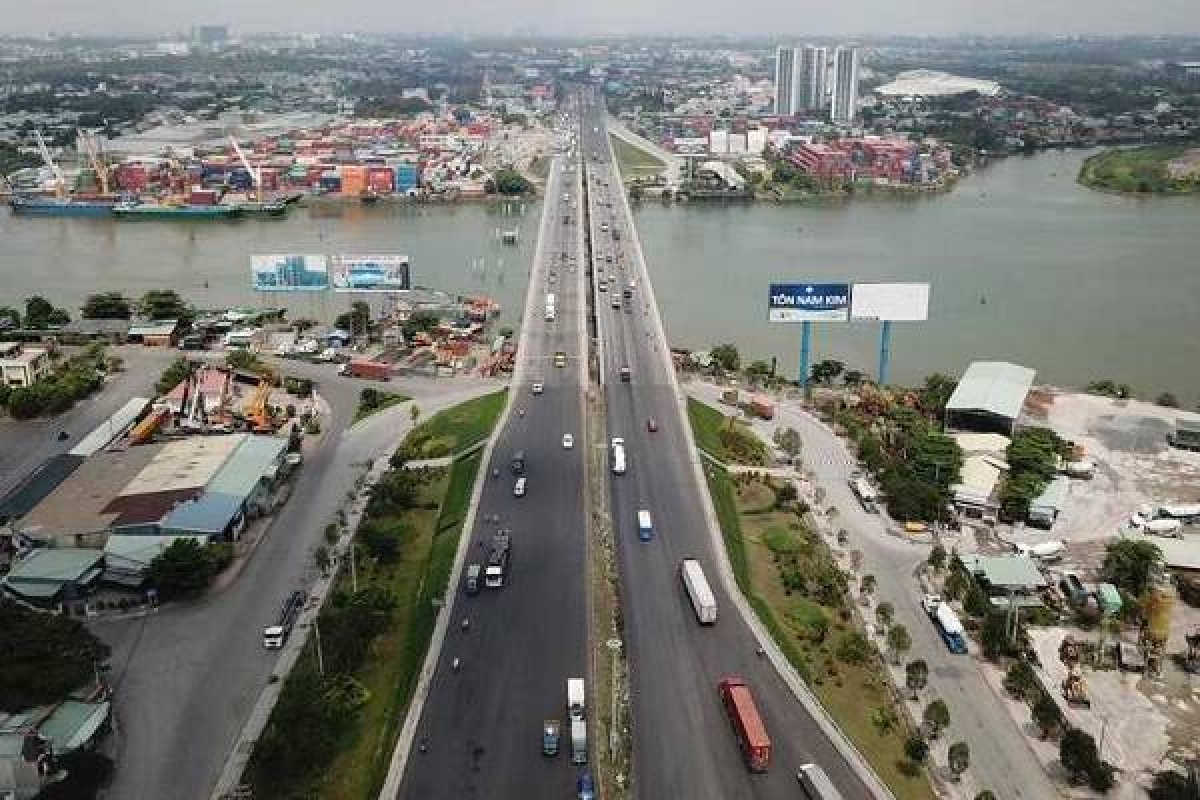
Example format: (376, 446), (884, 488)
(796, 764), (844, 800)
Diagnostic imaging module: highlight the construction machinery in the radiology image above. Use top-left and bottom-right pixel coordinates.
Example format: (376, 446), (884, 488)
(77, 130), (113, 196)
(246, 380), (276, 433)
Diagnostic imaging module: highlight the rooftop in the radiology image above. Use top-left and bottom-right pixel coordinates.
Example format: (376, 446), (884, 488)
(2, 548), (104, 598)
(1030, 476), (1071, 513)
(206, 435), (288, 498)
(961, 553), (1047, 590)
(159, 492), (244, 535)
(128, 320), (180, 338)
(946, 361), (1036, 421)
(119, 434), (245, 496)
(876, 69), (1002, 98)
(104, 533), (209, 567)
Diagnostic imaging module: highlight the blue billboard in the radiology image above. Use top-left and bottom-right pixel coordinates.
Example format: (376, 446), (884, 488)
(768, 283), (851, 322)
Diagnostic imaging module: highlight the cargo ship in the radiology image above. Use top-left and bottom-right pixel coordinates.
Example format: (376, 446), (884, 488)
(9, 195), (120, 216)
(112, 202), (243, 219)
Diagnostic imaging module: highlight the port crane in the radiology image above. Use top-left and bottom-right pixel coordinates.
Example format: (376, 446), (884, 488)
(33, 130), (67, 198)
(77, 130), (112, 195)
(228, 135), (263, 203)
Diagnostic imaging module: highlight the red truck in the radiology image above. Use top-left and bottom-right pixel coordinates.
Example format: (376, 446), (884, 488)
(718, 676), (771, 772)
(339, 359), (391, 381)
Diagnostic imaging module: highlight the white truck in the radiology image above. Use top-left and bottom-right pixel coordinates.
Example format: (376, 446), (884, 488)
(263, 590), (306, 649)
(680, 559), (718, 624)
(567, 678), (587, 765)
(611, 438), (627, 475)
(921, 594), (968, 655)
(1013, 540), (1066, 562)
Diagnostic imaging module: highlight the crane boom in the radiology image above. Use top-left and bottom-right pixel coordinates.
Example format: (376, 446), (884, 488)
(77, 130), (110, 195)
(34, 130), (66, 197)
(228, 135), (262, 202)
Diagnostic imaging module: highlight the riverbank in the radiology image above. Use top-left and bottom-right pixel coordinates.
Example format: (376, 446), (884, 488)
(1078, 145), (1200, 194)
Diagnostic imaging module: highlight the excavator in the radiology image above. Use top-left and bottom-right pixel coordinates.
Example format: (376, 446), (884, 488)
(245, 380), (276, 433)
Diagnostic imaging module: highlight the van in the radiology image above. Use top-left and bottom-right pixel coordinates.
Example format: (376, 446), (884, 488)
(637, 510), (653, 541)
(465, 564), (482, 595)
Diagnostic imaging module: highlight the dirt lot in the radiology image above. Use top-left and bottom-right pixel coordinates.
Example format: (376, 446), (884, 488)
(1025, 390), (1200, 544)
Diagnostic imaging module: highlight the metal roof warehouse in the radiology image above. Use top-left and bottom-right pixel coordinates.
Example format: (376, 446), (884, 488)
(945, 361), (1036, 436)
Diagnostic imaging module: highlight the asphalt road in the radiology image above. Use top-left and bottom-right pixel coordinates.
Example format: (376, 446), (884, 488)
(0, 345), (177, 500)
(398, 129), (592, 797)
(580, 92), (877, 798)
(688, 382), (1056, 800)
(93, 362), (498, 800)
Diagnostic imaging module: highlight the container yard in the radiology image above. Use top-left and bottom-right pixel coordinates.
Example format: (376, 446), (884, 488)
(5, 109), (525, 219)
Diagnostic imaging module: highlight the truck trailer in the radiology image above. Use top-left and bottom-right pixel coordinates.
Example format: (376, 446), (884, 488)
(339, 359), (391, 381)
(922, 595), (968, 654)
(263, 590), (306, 648)
(680, 558), (718, 624)
(717, 676), (771, 772)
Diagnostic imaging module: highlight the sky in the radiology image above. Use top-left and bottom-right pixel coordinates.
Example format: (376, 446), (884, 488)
(3, 0), (1198, 37)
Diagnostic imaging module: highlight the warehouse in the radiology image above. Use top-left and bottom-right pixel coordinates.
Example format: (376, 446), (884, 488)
(944, 361), (1036, 436)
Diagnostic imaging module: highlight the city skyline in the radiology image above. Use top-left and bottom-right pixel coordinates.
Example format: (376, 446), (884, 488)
(2, 0), (1199, 36)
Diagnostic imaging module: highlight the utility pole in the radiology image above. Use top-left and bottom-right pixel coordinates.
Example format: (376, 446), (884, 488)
(312, 617), (325, 677)
(349, 537), (358, 593)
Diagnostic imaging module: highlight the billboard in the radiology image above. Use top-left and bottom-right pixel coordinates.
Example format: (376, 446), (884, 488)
(850, 283), (931, 322)
(768, 283), (851, 322)
(330, 255), (412, 292)
(251, 254), (329, 292)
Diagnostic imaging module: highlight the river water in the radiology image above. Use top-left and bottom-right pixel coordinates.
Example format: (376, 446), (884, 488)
(634, 149), (1200, 401)
(2, 149), (1198, 398)
(0, 199), (539, 328)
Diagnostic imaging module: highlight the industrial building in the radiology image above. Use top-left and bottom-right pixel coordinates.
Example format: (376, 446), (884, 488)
(15, 433), (289, 547)
(945, 361), (1036, 436)
(0, 342), (50, 387)
(1, 697), (112, 800)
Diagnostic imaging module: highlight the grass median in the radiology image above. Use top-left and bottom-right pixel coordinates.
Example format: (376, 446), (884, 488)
(699, 459), (935, 800)
(687, 396), (768, 465)
(610, 134), (666, 181)
(400, 389), (507, 459)
(352, 388), (411, 425)
(246, 395), (496, 799)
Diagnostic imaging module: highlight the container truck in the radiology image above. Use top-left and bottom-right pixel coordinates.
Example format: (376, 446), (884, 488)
(484, 530), (511, 588)
(717, 676), (771, 772)
(567, 678), (587, 763)
(796, 763), (845, 799)
(570, 718), (588, 765)
(921, 595), (968, 654)
(263, 590), (306, 648)
(339, 359), (390, 381)
(680, 558), (718, 624)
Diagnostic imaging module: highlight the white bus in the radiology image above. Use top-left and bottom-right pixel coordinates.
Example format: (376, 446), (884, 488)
(796, 764), (844, 800)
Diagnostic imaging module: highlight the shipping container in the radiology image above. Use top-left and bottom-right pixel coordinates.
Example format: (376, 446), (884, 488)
(718, 676), (771, 772)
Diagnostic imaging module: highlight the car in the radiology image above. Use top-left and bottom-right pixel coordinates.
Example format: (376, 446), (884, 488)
(576, 772), (595, 800)
(531, 382), (544, 394)
(513, 477), (527, 497)
(562, 433), (574, 449)
(646, 418), (659, 432)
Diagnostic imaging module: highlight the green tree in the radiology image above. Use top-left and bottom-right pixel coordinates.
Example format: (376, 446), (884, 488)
(835, 632), (871, 665)
(928, 543), (947, 571)
(745, 360), (772, 382)
(1007, 427), (1066, 482)
(843, 369), (866, 387)
(1102, 539), (1163, 597)
(0, 600), (111, 712)
(975, 793), (997, 800)
(906, 659), (929, 698)
(709, 343), (740, 372)
(948, 741), (970, 780)
(145, 539), (219, 599)
(313, 544), (332, 575)
(1004, 660), (1039, 700)
(1060, 727), (1114, 789)
(491, 168), (532, 195)
(773, 427), (803, 461)
(334, 301), (371, 335)
(81, 292), (132, 319)
(24, 295), (69, 329)
(875, 601), (894, 631)
(904, 735), (929, 765)
(138, 289), (191, 321)
(888, 623), (912, 664)
(155, 358), (191, 395)
(0, 305), (21, 329)
(34, 750), (114, 800)
(1032, 691), (1062, 739)
(1155, 392), (1180, 408)
(810, 359), (845, 386)
(860, 573), (877, 598)
(919, 373), (958, 415)
(923, 698), (950, 738)
(1148, 769), (1200, 800)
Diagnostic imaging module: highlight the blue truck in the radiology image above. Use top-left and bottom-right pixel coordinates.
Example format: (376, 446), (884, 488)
(922, 595), (968, 655)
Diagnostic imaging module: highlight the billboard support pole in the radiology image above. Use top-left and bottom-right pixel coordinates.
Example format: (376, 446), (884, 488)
(878, 320), (892, 386)
(799, 320), (812, 395)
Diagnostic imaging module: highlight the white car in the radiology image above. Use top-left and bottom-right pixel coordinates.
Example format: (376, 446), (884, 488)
(514, 477), (527, 497)
(531, 382), (544, 395)
(562, 434), (574, 449)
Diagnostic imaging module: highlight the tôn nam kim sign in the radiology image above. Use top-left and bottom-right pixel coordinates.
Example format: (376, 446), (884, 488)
(768, 283), (851, 322)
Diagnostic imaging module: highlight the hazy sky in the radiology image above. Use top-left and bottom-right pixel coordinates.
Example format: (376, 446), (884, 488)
(4, 0), (1199, 37)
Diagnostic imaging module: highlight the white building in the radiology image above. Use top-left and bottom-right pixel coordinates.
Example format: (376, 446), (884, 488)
(0, 342), (50, 387)
(774, 46), (800, 116)
(831, 46), (861, 125)
(746, 128), (768, 155)
(709, 129), (729, 155)
(799, 46), (829, 111)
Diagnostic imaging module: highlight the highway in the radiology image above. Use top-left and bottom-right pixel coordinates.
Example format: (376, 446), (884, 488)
(579, 89), (878, 798)
(397, 108), (592, 797)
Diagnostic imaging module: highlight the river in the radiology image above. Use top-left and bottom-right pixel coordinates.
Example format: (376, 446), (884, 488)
(2, 149), (1199, 399)
(634, 149), (1200, 400)
(0, 199), (539, 327)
